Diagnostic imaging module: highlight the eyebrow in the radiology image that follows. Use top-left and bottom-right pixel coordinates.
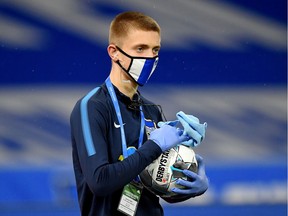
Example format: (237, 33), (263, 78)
(133, 44), (161, 49)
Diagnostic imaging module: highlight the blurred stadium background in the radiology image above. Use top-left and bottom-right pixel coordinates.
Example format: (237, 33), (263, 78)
(0, 0), (287, 215)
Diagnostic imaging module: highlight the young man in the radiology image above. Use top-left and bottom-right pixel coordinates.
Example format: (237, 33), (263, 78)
(70, 11), (208, 216)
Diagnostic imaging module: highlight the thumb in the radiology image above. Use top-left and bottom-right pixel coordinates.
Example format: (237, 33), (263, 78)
(178, 133), (191, 143)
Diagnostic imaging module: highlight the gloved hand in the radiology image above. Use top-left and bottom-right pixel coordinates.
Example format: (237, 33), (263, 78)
(171, 155), (209, 196)
(149, 124), (190, 152)
(157, 111), (207, 147)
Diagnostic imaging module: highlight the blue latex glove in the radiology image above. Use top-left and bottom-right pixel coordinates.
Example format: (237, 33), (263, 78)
(150, 124), (190, 152)
(177, 111), (207, 147)
(171, 155), (209, 196)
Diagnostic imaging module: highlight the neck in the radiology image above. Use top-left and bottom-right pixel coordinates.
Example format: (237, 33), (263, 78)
(110, 70), (138, 99)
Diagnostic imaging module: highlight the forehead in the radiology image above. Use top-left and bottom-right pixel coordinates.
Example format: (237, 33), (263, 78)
(121, 29), (161, 48)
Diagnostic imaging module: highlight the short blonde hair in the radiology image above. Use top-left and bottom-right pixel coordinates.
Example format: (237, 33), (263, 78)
(109, 11), (161, 45)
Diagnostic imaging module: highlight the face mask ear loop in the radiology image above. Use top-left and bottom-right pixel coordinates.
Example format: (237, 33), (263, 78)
(116, 60), (128, 73)
(115, 46), (133, 73)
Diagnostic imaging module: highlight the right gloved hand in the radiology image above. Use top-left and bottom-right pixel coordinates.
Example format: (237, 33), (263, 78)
(149, 124), (190, 152)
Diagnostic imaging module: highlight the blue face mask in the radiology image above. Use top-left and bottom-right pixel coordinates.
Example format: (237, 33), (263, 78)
(116, 46), (159, 86)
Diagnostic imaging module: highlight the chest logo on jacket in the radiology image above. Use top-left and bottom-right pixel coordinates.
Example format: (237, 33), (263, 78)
(144, 118), (156, 138)
(114, 122), (126, 128)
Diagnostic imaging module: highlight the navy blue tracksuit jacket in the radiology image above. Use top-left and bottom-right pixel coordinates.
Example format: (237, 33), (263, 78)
(70, 82), (165, 215)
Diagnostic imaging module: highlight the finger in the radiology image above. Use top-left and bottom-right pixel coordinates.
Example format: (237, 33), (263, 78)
(179, 133), (191, 143)
(176, 128), (183, 135)
(195, 154), (206, 177)
(157, 121), (165, 127)
(171, 187), (192, 195)
(176, 178), (194, 188)
(182, 169), (198, 180)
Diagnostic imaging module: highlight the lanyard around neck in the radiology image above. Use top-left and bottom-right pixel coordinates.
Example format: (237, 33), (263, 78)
(105, 77), (145, 159)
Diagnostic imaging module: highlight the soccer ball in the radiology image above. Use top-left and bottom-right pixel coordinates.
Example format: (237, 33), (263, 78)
(140, 144), (198, 197)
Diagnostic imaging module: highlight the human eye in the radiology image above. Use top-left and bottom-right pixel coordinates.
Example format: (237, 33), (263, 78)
(153, 47), (160, 55)
(136, 47), (143, 53)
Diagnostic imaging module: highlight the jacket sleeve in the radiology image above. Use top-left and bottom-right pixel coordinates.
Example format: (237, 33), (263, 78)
(70, 98), (162, 197)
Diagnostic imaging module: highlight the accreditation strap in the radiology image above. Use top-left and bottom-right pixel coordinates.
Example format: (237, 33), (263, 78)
(105, 77), (145, 159)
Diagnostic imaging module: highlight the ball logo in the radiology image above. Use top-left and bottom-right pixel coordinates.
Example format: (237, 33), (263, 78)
(156, 150), (170, 183)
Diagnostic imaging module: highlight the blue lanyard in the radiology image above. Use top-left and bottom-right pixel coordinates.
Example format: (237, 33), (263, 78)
(105, 77), (145, 159)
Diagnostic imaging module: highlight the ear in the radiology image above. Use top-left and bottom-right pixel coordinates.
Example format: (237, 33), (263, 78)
(107, 44), (118, 62)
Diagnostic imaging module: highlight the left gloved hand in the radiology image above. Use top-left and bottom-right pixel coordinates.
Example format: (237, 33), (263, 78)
(149, 125), (190, 152)
(171, 155), (209, 196)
